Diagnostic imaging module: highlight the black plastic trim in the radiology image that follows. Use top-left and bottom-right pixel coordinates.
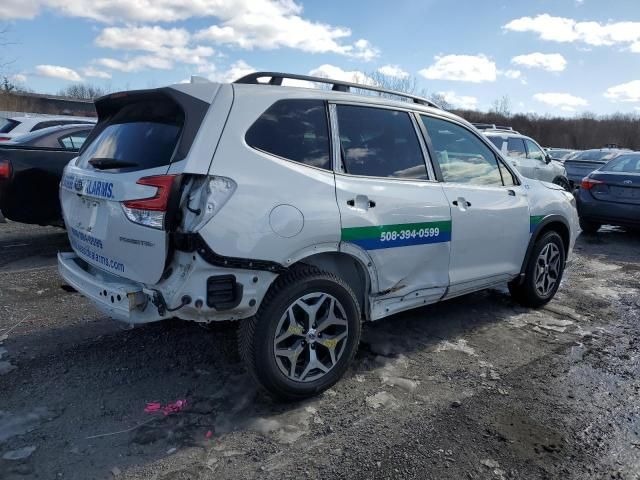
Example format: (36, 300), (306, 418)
(206, 275), (243, 310)
(172, 233), (288, 274)
(518, 214), (571, 282)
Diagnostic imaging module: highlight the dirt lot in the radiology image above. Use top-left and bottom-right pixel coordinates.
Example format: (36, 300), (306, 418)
(0, 221), (639, 480)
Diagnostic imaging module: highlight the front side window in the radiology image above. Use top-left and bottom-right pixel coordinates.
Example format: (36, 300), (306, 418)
(421, 116), (504, 186)
(245, 99), (330, 170)
(525, 139), (546, 162)
(507, 138), (527, 159)
(336, 105), (428, 179)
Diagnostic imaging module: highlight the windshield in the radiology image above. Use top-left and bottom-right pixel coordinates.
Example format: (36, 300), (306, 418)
(601, 154), (640, 173)
(0, 118), (20, 134)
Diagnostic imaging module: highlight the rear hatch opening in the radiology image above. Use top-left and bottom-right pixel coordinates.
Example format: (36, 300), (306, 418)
(60, 88), (209, 285)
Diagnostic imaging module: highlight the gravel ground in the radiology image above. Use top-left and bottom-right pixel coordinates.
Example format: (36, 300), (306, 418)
(0, 221), (638, 480)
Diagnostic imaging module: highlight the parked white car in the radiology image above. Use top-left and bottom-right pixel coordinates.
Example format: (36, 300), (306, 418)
(0, 115), (96, 142)
(57, 73), (578, 399)
(477, 126), (571, 191)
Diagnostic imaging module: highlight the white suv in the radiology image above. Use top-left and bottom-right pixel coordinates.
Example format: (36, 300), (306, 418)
(478, 125), (571, 191)
(58, 73), (578, 399)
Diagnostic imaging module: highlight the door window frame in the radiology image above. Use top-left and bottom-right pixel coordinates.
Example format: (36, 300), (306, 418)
(328, 101), (437, 182)
(415, 112), (521, 188)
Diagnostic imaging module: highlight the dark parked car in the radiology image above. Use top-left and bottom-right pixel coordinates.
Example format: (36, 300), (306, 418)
(0, 124), (93, 226)
(545, 148), (577, 162)
(576, 153), (640, 233)
(564, 149), (627, 189)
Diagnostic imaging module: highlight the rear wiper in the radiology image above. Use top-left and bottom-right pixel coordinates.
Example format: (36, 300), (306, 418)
(88, 157), (138, 170)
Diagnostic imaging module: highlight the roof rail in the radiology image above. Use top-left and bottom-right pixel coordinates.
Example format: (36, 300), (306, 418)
(234, 71), (442, 109)
(472, 123), (520, 134)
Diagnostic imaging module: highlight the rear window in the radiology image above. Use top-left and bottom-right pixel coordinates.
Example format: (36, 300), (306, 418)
(602, 155), (640, 173)
(572, 150), (620, 162)
(245, 99), (331, 170)
(78, 100), (183, 172)
(0, 118), (20, 134)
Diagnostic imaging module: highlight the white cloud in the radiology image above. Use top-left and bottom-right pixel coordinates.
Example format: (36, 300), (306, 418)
(419, 54), (497, 83)
(194, 7), (378, 60)
(435, 91), (478, 110)
(533, 92), (588, 111)
(95, 26), (214, 69)
(34, 64), (82, 81)
(95, 56), (173, 72)
(82, 66), (111, 79)
(2, 1), (378, 60)
(501, 69), (522, 79)
(0, 0), (41, 19)
(308, 64), (374, 85)
(205, 60), (256, 83)
(10, 73), (28, 83)
(504, 14), (640, 51)
(377, 65), (409, 79)
(604, 80), (640, 103)
(512, 52), (567, 72)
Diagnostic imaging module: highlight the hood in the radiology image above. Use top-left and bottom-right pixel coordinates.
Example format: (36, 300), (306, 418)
(539, 180), (565, 191)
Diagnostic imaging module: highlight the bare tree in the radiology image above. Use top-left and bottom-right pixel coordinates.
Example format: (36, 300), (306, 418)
(490, 95), (512, 117)
(428, 92), (453, 110)
(57, 83), (110, 100)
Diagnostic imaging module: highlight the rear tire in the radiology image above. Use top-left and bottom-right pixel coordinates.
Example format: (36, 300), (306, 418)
(238, 266), (361, 401)
(579, 218), (600, 234)
(552, 176), (571, 192)
(509, 231), (565, 308)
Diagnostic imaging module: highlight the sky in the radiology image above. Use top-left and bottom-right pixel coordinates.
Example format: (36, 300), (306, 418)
(2, 0), (640, 116)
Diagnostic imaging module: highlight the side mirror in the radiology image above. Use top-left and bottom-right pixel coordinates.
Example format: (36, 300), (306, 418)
(545, 155), (552, 164)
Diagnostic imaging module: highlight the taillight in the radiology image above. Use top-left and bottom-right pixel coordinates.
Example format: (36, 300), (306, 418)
(0, 137), (11, 142)
(121, 175), (177, 229)
(0, 159), (11, 179)
(580, 177), (603, 190)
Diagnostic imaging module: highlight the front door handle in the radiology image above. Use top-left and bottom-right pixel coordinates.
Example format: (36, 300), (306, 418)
(452, 199), (471, 208)
(347, 195), (375, 210)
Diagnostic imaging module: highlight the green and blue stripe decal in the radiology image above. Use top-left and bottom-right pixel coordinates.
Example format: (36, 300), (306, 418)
(341, 220), (451, 250)
(530, 215), (544, 233)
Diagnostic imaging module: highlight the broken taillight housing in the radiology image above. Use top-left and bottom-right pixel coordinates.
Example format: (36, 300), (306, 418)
(121, 175), (177, 229)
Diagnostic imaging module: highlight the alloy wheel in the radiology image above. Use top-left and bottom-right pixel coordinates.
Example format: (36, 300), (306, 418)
(273, 292), (349, 382)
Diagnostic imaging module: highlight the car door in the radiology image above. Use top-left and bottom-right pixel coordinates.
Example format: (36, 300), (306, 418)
(524, 138), (553, 182)
(419, 115), (530, 297)
(332, 103), (451, 306)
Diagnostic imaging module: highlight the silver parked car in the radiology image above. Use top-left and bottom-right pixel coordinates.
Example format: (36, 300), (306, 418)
(475, 125), (571, 191)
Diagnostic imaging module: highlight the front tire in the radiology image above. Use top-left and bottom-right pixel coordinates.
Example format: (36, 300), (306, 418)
(238, 266), (361, 400)
(509, 231), (565, 308)
(552, 176), (571, 192)
(579, 218), (600, 234)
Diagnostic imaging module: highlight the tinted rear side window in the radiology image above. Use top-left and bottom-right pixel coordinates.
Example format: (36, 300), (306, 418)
(0, 119), (20, 133)
(336, 105), (428, 179)
(77, 100), (183, 172)
(246, 99), (330, 170)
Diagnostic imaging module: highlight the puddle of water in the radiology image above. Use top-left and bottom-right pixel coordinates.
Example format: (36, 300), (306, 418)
(0, 407), (55, 443)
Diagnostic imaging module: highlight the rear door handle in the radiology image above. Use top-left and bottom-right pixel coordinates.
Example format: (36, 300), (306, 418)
(452, 199), (471, 207)
(507, 189), (516, 196)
